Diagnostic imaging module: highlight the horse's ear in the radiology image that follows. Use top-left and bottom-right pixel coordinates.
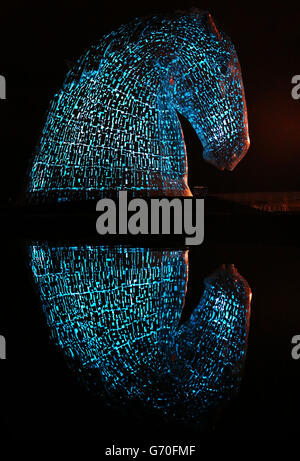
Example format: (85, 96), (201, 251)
(201, 11), (222, 40)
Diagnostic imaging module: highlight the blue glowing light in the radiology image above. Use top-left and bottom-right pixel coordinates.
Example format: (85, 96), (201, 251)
(27, 10), (249, 202)
(29, 244), (251, 421)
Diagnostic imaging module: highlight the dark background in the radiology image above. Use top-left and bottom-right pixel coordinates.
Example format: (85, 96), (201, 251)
(0, 0), (300, 205)
(1, 0), (300, 443)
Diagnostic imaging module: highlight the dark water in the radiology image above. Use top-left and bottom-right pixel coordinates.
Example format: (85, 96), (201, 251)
(3, 217), (300, 440)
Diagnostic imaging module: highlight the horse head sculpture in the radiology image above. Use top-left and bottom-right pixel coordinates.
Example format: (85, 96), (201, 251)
(26, 10), (249, 202)
(28, 244), (251, 421)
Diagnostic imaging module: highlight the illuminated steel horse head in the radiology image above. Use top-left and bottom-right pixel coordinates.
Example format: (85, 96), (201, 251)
(29, 244), (252, 421)
(27, 10), (250, 202)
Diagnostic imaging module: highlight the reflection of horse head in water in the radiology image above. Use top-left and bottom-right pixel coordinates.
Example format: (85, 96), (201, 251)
(27, 10), (250, 202)
(29, 245), (251, 421)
